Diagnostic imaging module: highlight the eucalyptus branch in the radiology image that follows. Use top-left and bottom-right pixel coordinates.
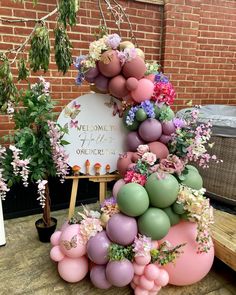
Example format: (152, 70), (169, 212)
(104, 0), (121, 36)
(98, 0), (107, 28)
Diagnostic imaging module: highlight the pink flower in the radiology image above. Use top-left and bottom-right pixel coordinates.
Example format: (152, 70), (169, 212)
(137, 144), (150, 156)
(79, 218), (103, 244)
(36, 179), (48, 208)
(141, 152), (156, 166)
(124, 170), (147, 186)
(133, 234), (152, 257)
(159, 154), (185, 175)
(152, 81), (176, 105)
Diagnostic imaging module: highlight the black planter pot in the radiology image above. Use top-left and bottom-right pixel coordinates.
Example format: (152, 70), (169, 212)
(35, 217), (57, 243)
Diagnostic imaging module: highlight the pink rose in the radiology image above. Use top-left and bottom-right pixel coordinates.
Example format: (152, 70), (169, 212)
(142, 152), (157, 166)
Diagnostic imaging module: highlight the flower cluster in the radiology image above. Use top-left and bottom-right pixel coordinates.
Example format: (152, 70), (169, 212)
(170, 107), (221, 168)
(100, 196), (120, 217)
(177, 185), (214, 253)
(152, 79), (176, 105)
(124, 170), (147, 186)
(0, 146), (9, 200)
(9, 145), (31, 187)
(133, 234), (152, 257)
(159, 154), (185, 175)
(47, 121), (69, 182)
(125, 100), (155, 126)
(117, 47), (137, 65)
(36, 179), (48, 208)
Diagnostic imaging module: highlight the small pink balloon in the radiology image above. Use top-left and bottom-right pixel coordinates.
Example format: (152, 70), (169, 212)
(109, 75), (129, 98)
(133, 262), (145, 276)
(61, 221), (69, 231)
(148, 141), (169, 160)
(131, 79), (154, 103)
(94, 74), (109, 92)
(144, 264), (160, 281)
(151, 285), (162, 292)
(58, 256), (88, 283)
(50, 231), (62, 246)
(150, 291), (161, 295)
(133, 274), (141, 285)
(112, 179), (125, 198)
(50, 245), (65, 262)
(139, 275), (154, 291)
(135, 254), (151, 266)
(162, 120), (176, 135)
(59, 224), (86, 258)
(159, 134), (172, 145)
(154, 269), (169, 287)
(134, 286), (149, 295)
(126, 77), (139, 91)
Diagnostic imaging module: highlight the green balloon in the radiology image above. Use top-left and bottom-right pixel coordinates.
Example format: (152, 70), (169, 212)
(186, 165), (199, 173)
(117, 183), (149, 217)
(181, 212), (189, 221)
(154, 105), (161, 119)
(123, 109), (139, 131)
(180, 169), (203, 190)
(172, 202), (186, 215)
(145, 173), (179, 208)
(135, 109), (147, 122)
(163, 207), (180, 226)
(138, 207), (170, 240)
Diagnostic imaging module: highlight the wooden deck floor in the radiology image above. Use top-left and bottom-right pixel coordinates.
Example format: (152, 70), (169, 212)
(0, 208), (235, 295)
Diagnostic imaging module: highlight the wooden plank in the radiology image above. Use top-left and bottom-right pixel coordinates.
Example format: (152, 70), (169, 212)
(65, 174), (119, 180)
(211, 209), (236, 271)
(68, 178), (79, 220)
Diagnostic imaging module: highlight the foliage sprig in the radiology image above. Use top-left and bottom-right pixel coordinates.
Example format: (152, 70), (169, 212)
(58, 0), (79, 27)
(108, 243), (134, 261)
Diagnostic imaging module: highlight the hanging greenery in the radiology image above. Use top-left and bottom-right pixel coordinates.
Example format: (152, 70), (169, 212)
(58, 0), (80, 27)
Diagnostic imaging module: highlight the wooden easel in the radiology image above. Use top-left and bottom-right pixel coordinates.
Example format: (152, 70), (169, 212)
(65, 174), (120, 220)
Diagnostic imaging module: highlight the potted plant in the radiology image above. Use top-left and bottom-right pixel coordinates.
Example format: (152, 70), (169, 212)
(0, 77), (69, 242)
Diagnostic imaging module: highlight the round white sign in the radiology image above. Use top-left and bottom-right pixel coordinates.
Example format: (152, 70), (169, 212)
(57, 93), (126, 175)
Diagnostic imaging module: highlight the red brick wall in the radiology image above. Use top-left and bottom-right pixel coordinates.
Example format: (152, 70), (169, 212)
(162, 0), (236, 110)
(0, 0), (162, 137)
(0, 0), (236, 137)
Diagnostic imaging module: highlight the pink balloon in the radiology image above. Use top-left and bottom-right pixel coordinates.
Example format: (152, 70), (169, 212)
(84, 66), (99, 83)
(144, 264), (160, 281)
(98, 50), (121, 78)
(139, 119), (162, 142)
(154, 269), (169, 287)
(151, 285), (161, 292)
(112, 179), (125, 198)
(139, 275), (154, 290)
(145, 74), (155, 83)
(61, 221), (69, 231)
(162, 120), (176, 135)
(134, 286), (149, 295)
(151, 240), (159, 249)
(90, 265), (112, 289)
(109, 75), (129, 98)
(58, 256), (88, 283)
(161, 221), (214, 286)
(148, 141), (169, 160)
(127, 131), (145, 151)
(126, 77), (139, 91)
(135, 254), (151, 266)
(50, 245), (65, 262)
(50, 231), (62, 246)
(133, 262), (145, 276)
(59, 224), (86, 258)
(131, 79), (154, 103)
(123, 56), (146, 79)
(131, 152), (141, 162)
(117, 152), (133, 177)
(133, 274), (141, 285)
(131, 282), (137, 290)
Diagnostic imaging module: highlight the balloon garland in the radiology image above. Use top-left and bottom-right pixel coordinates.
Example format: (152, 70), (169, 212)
(50, 33), (219, 294)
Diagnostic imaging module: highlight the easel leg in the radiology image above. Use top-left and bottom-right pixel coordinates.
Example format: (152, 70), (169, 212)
(68, 178), (79, 220)
(99, 182), (107, 203)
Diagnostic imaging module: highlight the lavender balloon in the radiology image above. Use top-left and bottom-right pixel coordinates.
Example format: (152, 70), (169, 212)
(94, 74), (109, 92)
(106, 213), (138, 246)
(138, 118), (162, 142)
(162, 120), (176, 135)
(159, 134), (172, 144)
(106, 259), (134, 287)
(84, 66), (99, 83)
(87, 231), (111, 264)
(90, 265), (112, 289)
(126, 131), (145, 151)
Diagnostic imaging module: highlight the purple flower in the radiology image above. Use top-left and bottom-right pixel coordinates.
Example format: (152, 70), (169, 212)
(74, 55), (86, 70)
(140, 100), (155, 118)
(155, 72), (169, 83)
(75, 72), (85, 86)
(126, 106), (138, 125)
(173, 118), (186, 128)
(106, 34), (121, 49)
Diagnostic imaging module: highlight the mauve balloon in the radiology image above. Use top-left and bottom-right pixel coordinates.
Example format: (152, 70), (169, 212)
(162, 120), (176, 135)
(106, 259), (134, 287)
(159, 134), (172, 145)
(106, 213), (138, 245)
(90, 265), (112, 289)
(117, 152), (133, 177)
(138, 119), (162, 142)
(126, 131), (145, 151)
(87, 231), (111, 264)
(94, 74), (109, 92)
(148, 141), (169, 160)
(108, 75), (129, 98)
(84, 66), (99, 83)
